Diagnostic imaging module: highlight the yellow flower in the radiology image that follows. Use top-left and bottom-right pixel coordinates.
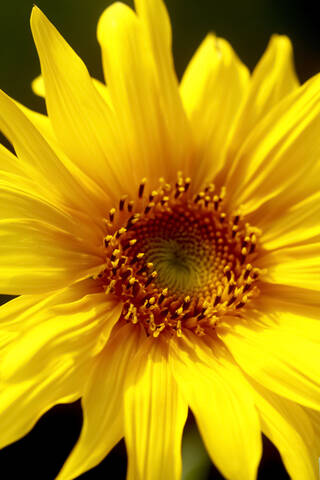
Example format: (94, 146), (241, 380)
(0, 0), (319, 479)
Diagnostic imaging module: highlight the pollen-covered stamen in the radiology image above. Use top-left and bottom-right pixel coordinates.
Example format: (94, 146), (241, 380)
(99, 174), (262, 337)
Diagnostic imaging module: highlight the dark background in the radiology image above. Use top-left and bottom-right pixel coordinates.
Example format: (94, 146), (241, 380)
(0, 0), (319, 478)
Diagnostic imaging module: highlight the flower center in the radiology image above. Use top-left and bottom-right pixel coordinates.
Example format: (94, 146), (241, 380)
(99, 175), (262, 337)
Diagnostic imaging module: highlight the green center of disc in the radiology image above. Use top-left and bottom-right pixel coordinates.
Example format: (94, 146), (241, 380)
(144, 238), (205, 294)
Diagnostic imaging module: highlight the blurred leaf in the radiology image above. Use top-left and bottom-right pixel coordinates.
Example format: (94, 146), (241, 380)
(182, 421), (211, 480)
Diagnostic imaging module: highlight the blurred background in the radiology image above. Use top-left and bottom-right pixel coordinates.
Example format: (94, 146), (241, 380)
(0, 0), (319, 478)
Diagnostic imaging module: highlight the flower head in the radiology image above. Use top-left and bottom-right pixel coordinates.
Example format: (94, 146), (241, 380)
(0, 1), (320, 479)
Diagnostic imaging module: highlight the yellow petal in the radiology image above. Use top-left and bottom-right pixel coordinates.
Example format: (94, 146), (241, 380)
(248, 35), (298, 112)
(0, 88), (95, 213)
(259, 243), (320, 291)
(180, 34), (249, 191)
(260, 190), (320, 249)
(57, 323), (141, 480)
(220, 315), (320, 411)
(13, 99), (112, 219)
(0, 182), (103, 294)
(7, 94), (113, 220)
(98, 3), (164, 180)
(31, 74), (45, 97)
(224, 73), (320, 216)
(12, 93), (57, 148)
(91, 78), (113, 109)
(0, 284), (122, 449)
(218, 35), (298, 187)
(303, 407), (320, 462)
(170, 333), (262, 480)
(133, 0), (192, 178)
(274, 308), (320, 344)
(124, 337), (187, 480)
(252, 380), (317, 480)
(98, 2), (191, 182)
(0, 142), (23, 176)
(230, 35), (298, 157)
(133, 0), (180, 111)
(0, 89), (111, 233)
(0, 91), (110, 295)
(259, 283), (320, 321)
(30, 7), (132, 199)
(31, 74), (112, 109)
(256, 292), (320, 330)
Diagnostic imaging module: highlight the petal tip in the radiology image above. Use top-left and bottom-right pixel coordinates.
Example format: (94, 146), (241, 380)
(30, 4), (43, 24)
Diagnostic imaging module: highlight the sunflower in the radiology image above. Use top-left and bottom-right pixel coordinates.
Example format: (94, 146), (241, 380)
(0, 0), (320, 479)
